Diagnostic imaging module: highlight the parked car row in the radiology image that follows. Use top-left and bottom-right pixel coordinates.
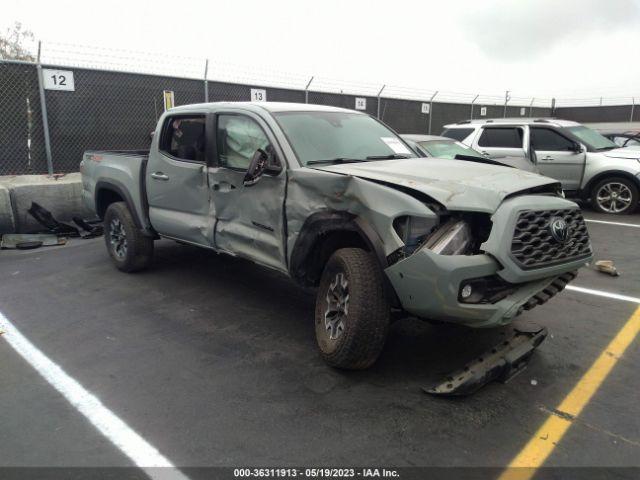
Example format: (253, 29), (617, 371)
(438, 118), (640, 215)
(601, 130), (640, 148)
(400, 134), (539, 172)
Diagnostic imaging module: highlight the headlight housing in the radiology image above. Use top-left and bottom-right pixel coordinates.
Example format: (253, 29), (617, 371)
(422, 219), (473, 255)
(388, 213), (490, 265)
(393, 216), (436, 254)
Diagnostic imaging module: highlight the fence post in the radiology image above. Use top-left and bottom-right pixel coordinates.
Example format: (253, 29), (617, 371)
(503, 90), (511, 117)
(203, 59), (209, 102)
(304, 76), (314, 104)
(631, 98), (635, 123)
(36, 41), (54, 176)
(529, 97), (535, 117)
(376, 84), (386, 119)
(427, 91), (438, 134)
(470, 94), (479, 120)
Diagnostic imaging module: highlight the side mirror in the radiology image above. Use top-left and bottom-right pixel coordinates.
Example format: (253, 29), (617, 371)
(571, 142), (584, 153)
(243, 148), (282, 186)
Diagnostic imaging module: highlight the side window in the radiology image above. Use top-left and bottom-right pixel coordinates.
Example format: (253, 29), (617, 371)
(159, 116), (206, 162)
(626, 137), (640, 147)
(531, 128), (575, 151)
(216, 115), (270, 170)
(478, 128), (523, 148)
(441, 128), (474, 142)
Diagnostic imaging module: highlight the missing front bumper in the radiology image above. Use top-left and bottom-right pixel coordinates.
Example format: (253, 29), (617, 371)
(424, 322), (548, 397)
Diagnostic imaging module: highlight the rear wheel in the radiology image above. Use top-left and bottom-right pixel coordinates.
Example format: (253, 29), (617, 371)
(104, 202), (154, 272)
(314, 248), (390, 370)
(591, 177), (638, 214)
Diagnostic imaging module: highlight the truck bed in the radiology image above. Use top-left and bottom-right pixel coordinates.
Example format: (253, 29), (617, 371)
(80, 149), (151, 230)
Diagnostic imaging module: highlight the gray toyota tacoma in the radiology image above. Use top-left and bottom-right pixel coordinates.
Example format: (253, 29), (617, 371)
(80, 102), (592, 370)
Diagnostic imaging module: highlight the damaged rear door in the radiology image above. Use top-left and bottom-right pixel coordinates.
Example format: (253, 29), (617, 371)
(146, 113), (213, 246)
(208, 110), (288, 271)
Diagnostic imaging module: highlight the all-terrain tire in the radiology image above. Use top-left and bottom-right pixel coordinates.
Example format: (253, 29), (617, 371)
(314, 248), (390, 370)
(104, 202), (154, 272)
(590, 176), (638, 215)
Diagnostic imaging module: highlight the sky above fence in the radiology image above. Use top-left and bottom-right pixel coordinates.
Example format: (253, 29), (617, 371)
(3, 0), (640, 106)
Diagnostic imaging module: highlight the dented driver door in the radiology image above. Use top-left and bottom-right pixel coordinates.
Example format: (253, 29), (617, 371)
(207, 111), (288, 272)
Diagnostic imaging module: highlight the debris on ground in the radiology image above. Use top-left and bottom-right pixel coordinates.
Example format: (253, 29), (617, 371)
(28, 202), (79, 236)
(0, 203), (103, 251)
(530, 379), (538, 386)
(1, 234), (67, 250)
(594, 260), (620, 277)
(424, 322), (547, 397)
(71, 216), (104, 238)
(27, 202), (103, 239)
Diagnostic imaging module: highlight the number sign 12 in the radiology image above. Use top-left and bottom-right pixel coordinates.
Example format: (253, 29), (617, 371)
(42, 69), (75, 91)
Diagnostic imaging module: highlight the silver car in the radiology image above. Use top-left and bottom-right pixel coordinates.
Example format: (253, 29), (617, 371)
(442, 118), (640, 214)
(401, 134), (538, 172)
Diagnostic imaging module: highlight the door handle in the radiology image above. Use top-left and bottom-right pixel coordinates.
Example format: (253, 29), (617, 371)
(212, 181), (237, 192)
(151, 172), (170, 181)
(542, 156), (554, 161)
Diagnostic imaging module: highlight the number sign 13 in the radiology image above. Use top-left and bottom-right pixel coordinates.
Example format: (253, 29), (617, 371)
(43, 69), (75, 91)
(251, 89), (267, 102)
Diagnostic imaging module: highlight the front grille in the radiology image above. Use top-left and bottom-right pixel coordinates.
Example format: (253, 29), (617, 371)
(511, 209), (591, 269)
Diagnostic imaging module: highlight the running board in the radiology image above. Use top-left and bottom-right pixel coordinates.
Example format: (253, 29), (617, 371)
(424, 322), (548, 397)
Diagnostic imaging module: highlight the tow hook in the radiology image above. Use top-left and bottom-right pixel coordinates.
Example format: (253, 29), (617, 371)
(424, 322), (548, 397)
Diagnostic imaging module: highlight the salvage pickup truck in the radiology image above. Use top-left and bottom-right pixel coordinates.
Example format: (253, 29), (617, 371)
(81, 102), (592, 371)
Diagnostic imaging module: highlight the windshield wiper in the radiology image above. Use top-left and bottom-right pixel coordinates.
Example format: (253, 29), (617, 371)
(306, 157), (368, 165)
(365, 154), (410, 160)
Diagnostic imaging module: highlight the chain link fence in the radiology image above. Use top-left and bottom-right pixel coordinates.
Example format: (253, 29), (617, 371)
(1, 42), (638, 176)
(0, 62), (48, 175)
(45, 68), (206, 172)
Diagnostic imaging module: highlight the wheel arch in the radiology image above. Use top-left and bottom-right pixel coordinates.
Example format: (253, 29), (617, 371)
(289, 211), (399, 306)
(582, 170), (640, 199)
(95, 180), (142, 229)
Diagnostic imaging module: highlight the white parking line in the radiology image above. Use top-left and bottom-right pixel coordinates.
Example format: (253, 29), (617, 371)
(566, 285), (640, 304)
(0, 311), (189, 480)
(585, 219), (640, 228)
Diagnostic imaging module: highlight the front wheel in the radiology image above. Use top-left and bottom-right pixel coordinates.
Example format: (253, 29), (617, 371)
(590, 177), (638, 214)
(104, 202), (154, 272)
(314, 248), (390, 370)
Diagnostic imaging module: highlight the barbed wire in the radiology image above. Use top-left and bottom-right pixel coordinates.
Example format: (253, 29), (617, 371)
(27, 40), (640, 108)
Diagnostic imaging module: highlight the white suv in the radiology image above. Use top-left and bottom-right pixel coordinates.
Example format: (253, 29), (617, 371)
(443, 118), (640, 214)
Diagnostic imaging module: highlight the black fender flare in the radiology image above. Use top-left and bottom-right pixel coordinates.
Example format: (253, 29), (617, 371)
(289, 211), (399, 306)
(95, 179), (143, 229)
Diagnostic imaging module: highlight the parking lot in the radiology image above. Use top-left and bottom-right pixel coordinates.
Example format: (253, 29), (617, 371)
(1, 209), (639, 477)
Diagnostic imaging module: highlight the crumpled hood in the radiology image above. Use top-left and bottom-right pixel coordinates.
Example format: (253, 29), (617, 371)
(313, 158), (559, 213)
(602, 147), (640, 160)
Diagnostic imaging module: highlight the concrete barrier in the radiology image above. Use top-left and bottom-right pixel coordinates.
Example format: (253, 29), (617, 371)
(0, 173), (92, 234)
(0, 184), (15, 234)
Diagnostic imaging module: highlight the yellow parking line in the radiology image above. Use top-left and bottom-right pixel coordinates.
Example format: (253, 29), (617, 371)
(499, 305), (640, 480)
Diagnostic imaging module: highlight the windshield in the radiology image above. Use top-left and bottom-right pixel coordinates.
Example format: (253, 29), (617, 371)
(273, 111), (416, 166)
(566, 125), (617, 151)
(419, 140), (483, 159)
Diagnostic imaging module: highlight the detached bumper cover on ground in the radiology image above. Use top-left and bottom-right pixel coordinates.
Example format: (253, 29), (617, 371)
(425, 322), (549, 396)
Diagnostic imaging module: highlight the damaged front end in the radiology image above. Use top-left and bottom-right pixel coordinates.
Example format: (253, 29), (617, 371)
(384, 195), (587, 328)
